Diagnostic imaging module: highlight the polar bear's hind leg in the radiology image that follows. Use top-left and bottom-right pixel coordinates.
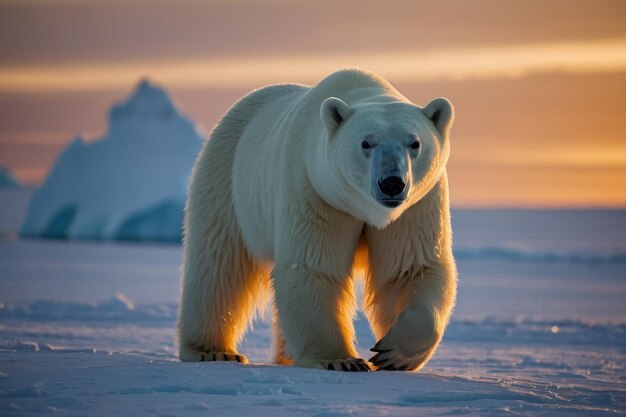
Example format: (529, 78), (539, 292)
(177, 93), (277, 362)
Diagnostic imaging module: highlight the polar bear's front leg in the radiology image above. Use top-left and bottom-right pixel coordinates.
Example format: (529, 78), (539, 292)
(270, 195), (371, 371)
(364, 177), (457, 371)
(368, 261), (456, 371)
(272, 262), (371, 371)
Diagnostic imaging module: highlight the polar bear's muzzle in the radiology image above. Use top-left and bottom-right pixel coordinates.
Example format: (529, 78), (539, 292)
(377, 176), (406, 207)
(370, 143), (409, 208)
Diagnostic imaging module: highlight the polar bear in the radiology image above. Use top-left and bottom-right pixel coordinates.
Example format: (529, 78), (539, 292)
(177, 68), (457, 372)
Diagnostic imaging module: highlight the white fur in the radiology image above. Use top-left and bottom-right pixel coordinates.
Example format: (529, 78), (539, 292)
(177, 69), (457, 371)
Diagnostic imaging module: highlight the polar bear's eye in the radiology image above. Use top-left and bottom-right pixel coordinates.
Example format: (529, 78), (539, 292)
(361, 141), (371, 150)
(410, 140), (420, 150)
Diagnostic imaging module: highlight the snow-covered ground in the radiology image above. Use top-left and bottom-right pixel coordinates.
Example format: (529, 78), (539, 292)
(0, 207), (625, 416)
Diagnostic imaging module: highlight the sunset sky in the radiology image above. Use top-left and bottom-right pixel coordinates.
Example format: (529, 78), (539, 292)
(0, 0), (625, 207)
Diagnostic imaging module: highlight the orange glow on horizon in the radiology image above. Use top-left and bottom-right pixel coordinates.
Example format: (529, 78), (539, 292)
(449, 167), (626, 209)
(1, 24), (625, 208)
(1, 39), (626, 92)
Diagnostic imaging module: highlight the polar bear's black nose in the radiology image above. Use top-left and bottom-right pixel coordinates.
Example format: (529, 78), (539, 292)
(378, 176), (406, 197)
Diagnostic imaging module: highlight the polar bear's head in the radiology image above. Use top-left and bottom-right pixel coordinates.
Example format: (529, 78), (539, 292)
(317, 96), (454, 228)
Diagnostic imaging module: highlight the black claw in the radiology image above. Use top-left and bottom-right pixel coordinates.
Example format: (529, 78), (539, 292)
(358, 362), (371, 372)
(349, 363), (359, 371)
(370, 347), (391, 353)
(200, 354), (205, 361)
(235, 355), (242, 363)
(212, 353), (217, 361)
(341, 363), (349, 371)
(328, 363), (335, 371)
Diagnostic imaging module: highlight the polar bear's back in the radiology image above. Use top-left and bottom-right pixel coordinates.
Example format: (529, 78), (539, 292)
(230, 84), (310, 260)
(308, 68), (394, 100)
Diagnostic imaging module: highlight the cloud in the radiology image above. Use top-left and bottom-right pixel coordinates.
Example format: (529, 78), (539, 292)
(1, 39), (625, 92)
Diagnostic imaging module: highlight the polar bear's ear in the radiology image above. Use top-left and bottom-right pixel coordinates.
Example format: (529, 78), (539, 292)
(321, 97), (353, 137)
(423, 98), (454, 138)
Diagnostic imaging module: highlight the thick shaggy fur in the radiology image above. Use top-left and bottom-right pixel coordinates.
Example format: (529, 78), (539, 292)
(178, 69), (457, 371)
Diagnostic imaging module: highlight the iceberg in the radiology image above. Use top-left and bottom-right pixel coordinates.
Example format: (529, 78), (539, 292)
(0, 166), (23, 189)
(21, 79), (203, 241)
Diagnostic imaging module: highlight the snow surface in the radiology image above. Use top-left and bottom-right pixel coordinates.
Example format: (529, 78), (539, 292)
(20, 80), (203, 242)
(1, 210), (625, 416)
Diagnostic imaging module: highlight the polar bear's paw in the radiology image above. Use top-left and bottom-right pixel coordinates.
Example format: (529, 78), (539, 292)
(180, 347), (249, 364)
(200, 351), (249, 363)
(368, 308), (440, 371)
(314, 357), (372, 372)
(368, 343), (436, 371)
